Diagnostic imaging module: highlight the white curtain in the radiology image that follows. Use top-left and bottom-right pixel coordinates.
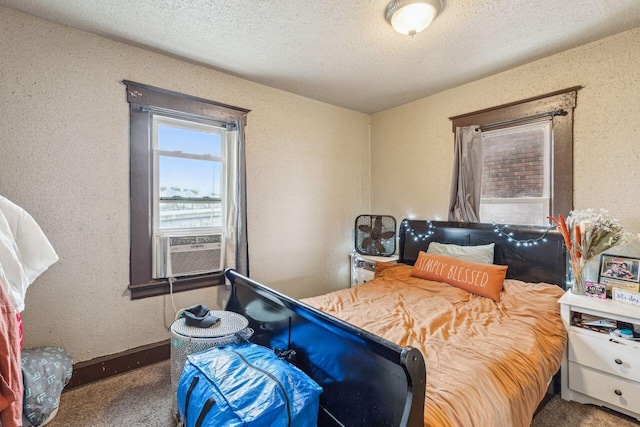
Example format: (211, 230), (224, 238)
(224, 120), (249, 276)
(448, 125), (483, 222)
(225, 128), (238, 272)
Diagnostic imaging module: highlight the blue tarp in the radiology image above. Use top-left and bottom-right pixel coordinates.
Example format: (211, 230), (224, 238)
(177, 342), (322, 427)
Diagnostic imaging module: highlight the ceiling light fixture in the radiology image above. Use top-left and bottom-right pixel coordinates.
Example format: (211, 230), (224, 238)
(385, 0), (442, 37)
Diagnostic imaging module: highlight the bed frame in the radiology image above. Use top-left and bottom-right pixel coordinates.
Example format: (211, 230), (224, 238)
(224, 220), (567, 427)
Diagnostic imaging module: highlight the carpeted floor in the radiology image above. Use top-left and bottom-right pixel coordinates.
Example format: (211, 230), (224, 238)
(48, 360), (639, 426)
(531, 394), (639, 427)
(48, 361), (176, 427)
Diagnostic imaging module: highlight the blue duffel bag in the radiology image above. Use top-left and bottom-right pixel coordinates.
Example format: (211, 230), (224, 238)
(177, 342), (323, 427)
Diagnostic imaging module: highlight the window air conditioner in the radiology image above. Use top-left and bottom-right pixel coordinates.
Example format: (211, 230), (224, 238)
(153, 233), (224, 279)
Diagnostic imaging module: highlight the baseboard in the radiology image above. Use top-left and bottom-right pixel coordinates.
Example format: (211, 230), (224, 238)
(65, 340), (170, 390)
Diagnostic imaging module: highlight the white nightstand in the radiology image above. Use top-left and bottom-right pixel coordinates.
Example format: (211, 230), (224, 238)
(350, 253), (399, 287)
(559, 290), (640, 421)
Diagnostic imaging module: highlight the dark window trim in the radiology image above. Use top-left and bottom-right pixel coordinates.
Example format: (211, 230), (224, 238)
(449, 86), (581, 218)
(128, 273), (225, 300)
(123, 80), (250, 299)
(123, 80), (250, 124)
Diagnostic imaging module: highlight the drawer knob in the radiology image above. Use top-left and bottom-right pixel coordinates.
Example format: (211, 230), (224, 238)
(615, 389), (623, 396)
(615, 359), (623, 365)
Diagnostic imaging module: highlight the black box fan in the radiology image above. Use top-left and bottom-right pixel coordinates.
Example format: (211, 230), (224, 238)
(354, 215), (396, 256)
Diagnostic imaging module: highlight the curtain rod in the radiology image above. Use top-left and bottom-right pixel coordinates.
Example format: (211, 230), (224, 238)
(139, 106), (237, 129)
(476, 109), (567, 132)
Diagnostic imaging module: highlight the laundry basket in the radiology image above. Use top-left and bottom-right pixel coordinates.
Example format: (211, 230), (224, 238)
(170, 310), (252, 419)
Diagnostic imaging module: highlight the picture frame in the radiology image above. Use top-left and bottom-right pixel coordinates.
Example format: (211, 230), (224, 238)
(598, 253), (640, 297)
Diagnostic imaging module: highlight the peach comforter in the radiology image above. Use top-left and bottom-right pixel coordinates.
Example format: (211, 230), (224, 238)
(303, 263), (567, 427)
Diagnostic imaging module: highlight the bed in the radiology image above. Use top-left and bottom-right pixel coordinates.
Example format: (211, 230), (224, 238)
(224, 220), (568, 426)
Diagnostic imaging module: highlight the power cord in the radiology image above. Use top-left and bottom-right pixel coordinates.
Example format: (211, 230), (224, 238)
(164, 276), (180, 330)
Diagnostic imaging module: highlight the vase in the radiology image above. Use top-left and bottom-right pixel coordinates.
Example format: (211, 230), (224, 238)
(571, 267), (586, 295)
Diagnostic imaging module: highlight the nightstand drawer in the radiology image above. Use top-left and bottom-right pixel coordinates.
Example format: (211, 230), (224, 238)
(569, 362), (640, 413)
(568, 331), (640, 382)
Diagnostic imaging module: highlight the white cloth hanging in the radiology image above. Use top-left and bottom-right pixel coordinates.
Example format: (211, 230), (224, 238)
(0, 196), (58, 313)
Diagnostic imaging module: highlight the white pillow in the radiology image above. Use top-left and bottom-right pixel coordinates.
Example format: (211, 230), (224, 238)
(426, 242), (495, 265)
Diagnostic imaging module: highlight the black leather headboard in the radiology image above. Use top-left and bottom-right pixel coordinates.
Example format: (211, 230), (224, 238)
(399, 220), (567, 289)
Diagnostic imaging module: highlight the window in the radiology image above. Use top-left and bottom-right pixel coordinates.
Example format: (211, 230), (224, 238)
(153, 116), (226, 232)
(480, 121), (551, 225)
(449, 86), (580, 225)
(124, 81), (250, 299)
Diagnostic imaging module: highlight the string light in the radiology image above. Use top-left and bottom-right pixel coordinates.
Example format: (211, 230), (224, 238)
(493, 222), (553, 247)
(402, 219), (435, 241)
(401, 219), (552, 248)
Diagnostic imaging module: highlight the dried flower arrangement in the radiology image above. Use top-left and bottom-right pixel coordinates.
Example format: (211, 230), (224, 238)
(549, 209), (628, 294)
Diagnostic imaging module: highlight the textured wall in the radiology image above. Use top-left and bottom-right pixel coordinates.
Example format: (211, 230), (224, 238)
(0, 8), (370, 362)
(371, 28), (640, 233)
(4, 5), (639, 364)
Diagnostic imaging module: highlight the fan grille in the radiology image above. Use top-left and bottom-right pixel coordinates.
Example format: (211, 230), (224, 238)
(354, 215), (396, 256)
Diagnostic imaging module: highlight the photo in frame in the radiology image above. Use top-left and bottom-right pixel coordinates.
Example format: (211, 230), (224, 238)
(598, 253), (640, 297)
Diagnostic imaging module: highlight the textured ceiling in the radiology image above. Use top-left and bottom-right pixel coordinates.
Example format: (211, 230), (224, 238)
(3, 0), (640, 113)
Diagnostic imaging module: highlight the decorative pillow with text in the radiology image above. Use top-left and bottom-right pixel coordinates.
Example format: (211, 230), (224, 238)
(410, 251), (507, 301)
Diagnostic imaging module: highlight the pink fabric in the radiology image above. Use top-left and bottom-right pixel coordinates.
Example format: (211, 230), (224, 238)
(0, 279), (22, 427)
(15, 314), (22, 350)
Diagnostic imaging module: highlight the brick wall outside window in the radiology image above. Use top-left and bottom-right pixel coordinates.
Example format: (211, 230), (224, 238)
(481, 129), (544, 198)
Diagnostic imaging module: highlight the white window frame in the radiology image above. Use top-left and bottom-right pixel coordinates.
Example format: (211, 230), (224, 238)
(480, 121), (553, 225)
(151, 115), (227, 235)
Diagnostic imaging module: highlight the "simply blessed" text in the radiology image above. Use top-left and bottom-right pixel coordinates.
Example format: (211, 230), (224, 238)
(415, 257), (489, 287)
